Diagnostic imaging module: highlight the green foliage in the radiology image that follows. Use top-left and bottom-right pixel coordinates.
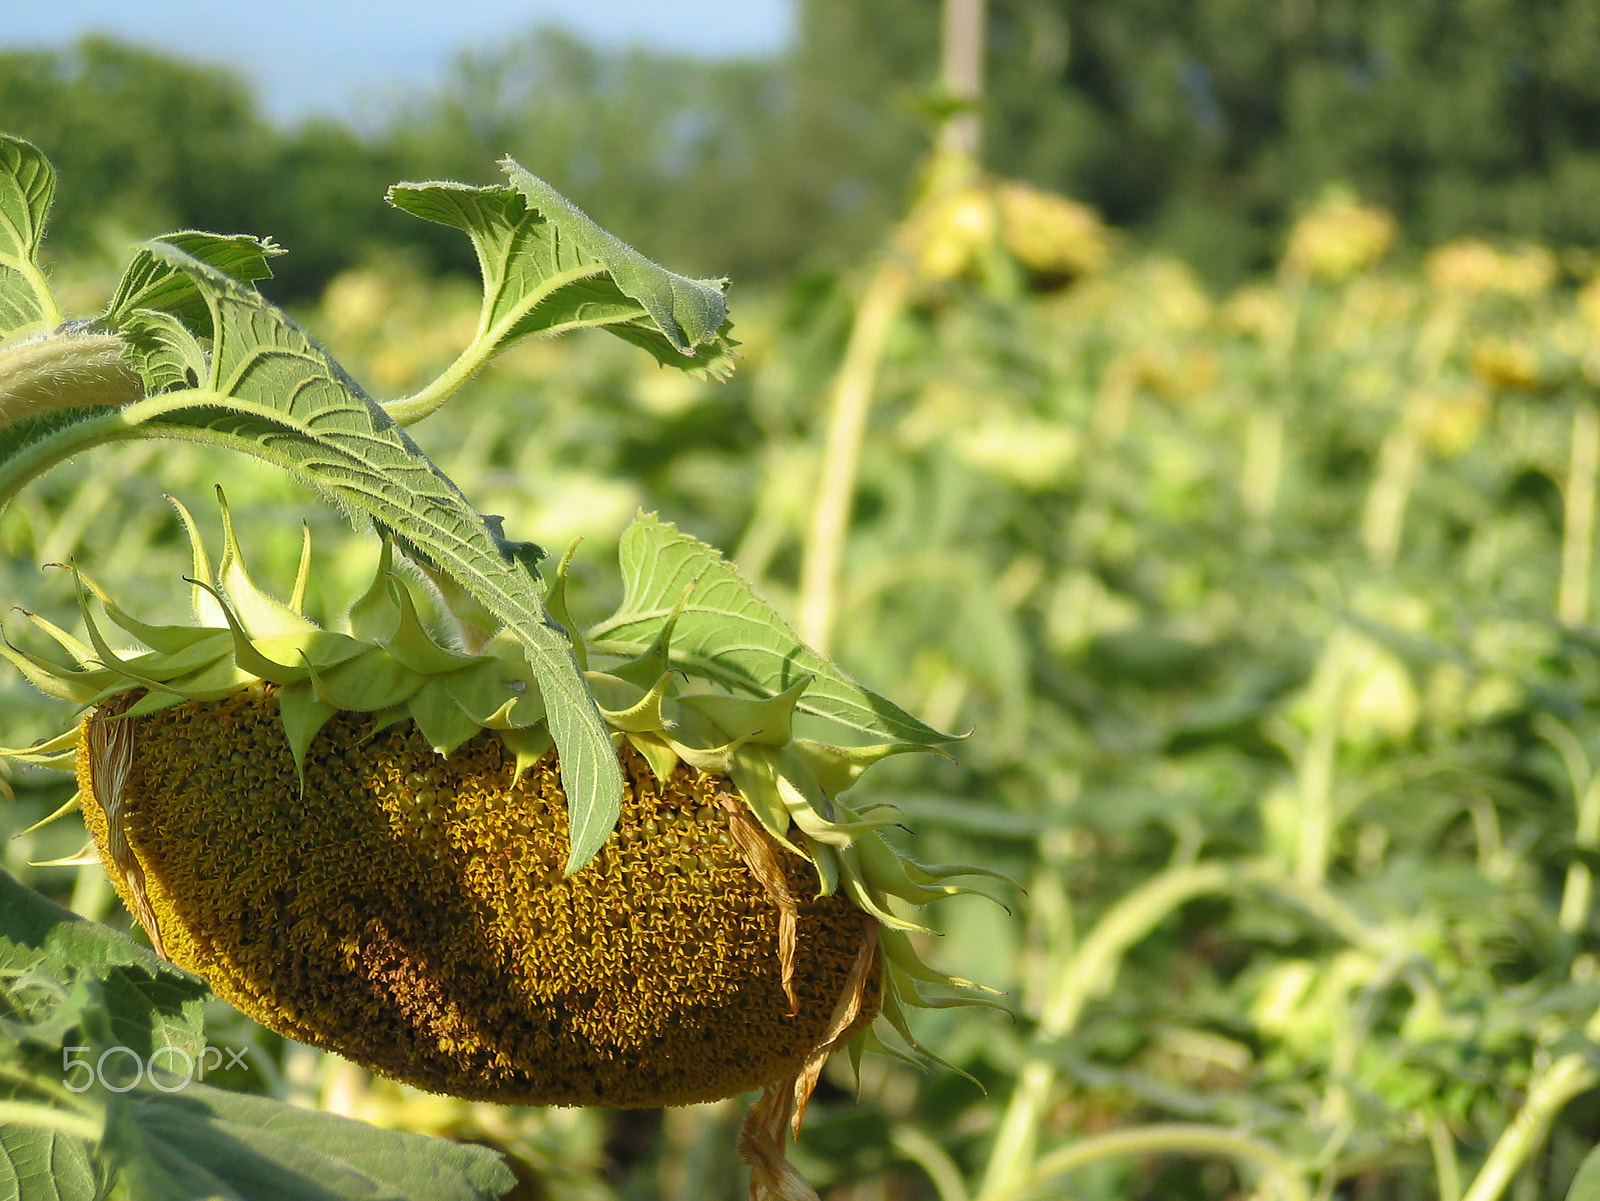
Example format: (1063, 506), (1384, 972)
(0, 871), (515, 1201)
(590, 514), (951, 746)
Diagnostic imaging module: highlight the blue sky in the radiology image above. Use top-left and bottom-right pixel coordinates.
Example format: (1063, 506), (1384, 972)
(4, 2), (794, 125)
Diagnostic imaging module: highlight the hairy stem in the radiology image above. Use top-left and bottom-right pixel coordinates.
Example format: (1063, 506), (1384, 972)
(1429, 1115), (1464, 1201)
(383, 263), (605, 427)
(893, 1123), (971, 1201)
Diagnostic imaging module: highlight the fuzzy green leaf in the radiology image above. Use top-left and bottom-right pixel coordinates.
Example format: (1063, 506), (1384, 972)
(0, 1128), (99, 1201)
(0, 134), (59, 338)
(110, 1082), (515, 1201)
(105, 230), (283, 334)
(589, 514), (957, 748)
(385, 160), (736, 429)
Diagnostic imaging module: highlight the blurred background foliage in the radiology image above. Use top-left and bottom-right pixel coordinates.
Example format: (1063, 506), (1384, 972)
(8, 0), (1600, 294)
(9, 2), (1600, 1199)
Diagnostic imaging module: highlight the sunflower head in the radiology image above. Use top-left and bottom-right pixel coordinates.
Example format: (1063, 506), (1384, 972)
(4, 492), (1005, 1147)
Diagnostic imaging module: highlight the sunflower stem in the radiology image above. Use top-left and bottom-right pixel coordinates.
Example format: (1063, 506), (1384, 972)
(797, 259), (911, 653)
(985, 1123), (1311, 1201)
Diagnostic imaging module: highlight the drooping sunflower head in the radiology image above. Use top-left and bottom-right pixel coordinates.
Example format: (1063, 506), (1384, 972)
(3, 492), (1006, 1123)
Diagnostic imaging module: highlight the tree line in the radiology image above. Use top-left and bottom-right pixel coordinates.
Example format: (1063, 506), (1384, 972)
(5, 1), (1598, 300)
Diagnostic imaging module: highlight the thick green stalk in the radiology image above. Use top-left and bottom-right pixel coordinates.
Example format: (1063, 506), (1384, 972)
(893, 1124), (972, 1201)
(1429, 1115), (1464, 1201)
(1361, 412), (1423, 568)
(1295, 635), (1351, 885)
(1535, 714), (1600, 937)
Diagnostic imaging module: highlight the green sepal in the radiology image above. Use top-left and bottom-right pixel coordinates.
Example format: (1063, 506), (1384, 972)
(7, 749), (74, 771)
(897, 978), (1012, 1014)
(726, 750), (807, 857)
(370, 704), (411, 735)
(103, 640), (233, 685)
(594, 670), (677, 735)
(610, 580), (694, 689)
(304, 646), (422, 712)
(90, 630), (233, 684)
(165, 494), (228, 627)
(877, 983), (983, 1088)
(851, 832), (1000, 908)
(253, 629), (367, 674)
(899, 855), (1019, 891)
(0, 638), (102, 702)
(501, 725), (555, 784)
(187, 579), (309, 686)
(836, 842), (938, 934)
(410, 676), (485, 754)
(545, 539), (585, 671)
(381, 578), (480, 675)
(879, 927), (1002, 996)
(215, 486), (320, 639)
(73, 576), (207, 697)
(68, 565), (227, 656)
(0, 726), (79, 758)
(121, 688), (198, 718)
(12, 789), (83, 836)
(29, 840), (100, 868)
(677, 676), (811, 749)
(806, 838), (842, 898)
(119, 655), (256, 703)
(277, 678), (339, 782)
(347, 539), (401, 642)
(19, 606), (99, 669)
(793, 739), (925, 799)
(289, 521), (313, 615)
(471, 646), (545, 727)
(444, 658), (530, 726)
(624, 732), (681, 786)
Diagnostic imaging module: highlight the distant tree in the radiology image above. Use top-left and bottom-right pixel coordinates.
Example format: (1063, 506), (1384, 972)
(387, 26), (818, 283)
(8, 7), (1599, 297)
(0, 37), (271, 250)
(0, 37), (424, 299)
(789, 0), (1600, 283)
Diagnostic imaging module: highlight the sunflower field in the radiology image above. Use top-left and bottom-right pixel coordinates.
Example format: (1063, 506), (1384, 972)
(9, 143), (1600, 1201)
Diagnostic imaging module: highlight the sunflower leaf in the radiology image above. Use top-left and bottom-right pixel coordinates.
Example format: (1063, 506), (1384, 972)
(589, 514), (957, 748)
(0, 135), (60, 339)
(383, 161), (736, 426)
